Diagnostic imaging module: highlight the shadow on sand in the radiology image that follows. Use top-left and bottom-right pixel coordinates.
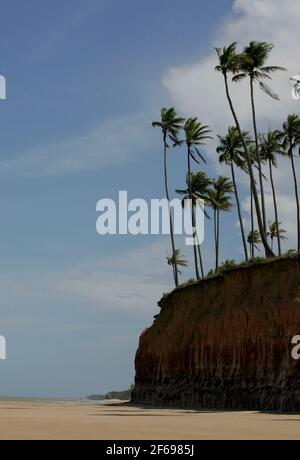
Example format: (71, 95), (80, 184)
(90, 401), (300, 419)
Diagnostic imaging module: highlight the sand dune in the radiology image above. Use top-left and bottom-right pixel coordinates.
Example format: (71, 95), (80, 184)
(0, 401), (299, 440)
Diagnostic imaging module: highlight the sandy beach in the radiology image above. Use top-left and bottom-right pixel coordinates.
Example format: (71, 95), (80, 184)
(0, 400), (299, 440)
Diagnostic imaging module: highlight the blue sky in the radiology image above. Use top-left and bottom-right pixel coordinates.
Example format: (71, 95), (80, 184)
(0, 0), (298, 398)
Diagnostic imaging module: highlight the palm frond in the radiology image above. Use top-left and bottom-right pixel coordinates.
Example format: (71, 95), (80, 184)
(259, 81), (280, 100)
(260, 65), (286, 73)
(189, 151), (201, 164)
(232, 73), (247, 82)
(194, 147), (207, 163)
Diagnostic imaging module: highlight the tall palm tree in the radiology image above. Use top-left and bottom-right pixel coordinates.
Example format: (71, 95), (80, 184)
(281, 114), (300, 252)
(166, 249), (188, 284)
(247, 230), (261, 256)
(267, 221), (287, 252)
(152, 107), (185, 286)
(250, 184), (254, 257)
(207, 176), (233, 272)
(249, 144), (258, 258)
(259, 129), (285, 255)
(240, 142), (257, 259)
(183, 118), (212, 279)
(176, 171), (212, 278)
(215, 43), (274, 257)
(217, 126), (249, 260)
(233, 41), (286, 235)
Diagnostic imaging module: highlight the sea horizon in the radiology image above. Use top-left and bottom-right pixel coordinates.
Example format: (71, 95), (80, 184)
(0, 395), (102, 404)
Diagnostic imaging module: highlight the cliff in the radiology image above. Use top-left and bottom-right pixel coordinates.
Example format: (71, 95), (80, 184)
(132, 256), (300, 411)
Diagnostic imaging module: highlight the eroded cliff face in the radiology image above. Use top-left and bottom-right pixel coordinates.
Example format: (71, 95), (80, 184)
(133, 257), (300, 411)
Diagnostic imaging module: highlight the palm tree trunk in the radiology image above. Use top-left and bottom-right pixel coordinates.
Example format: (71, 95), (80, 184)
(250, 77), (267, 234)
(290, 143), (300, 252)
(216, 210), (220, 272)
(222, 73), (274, 257)
(192, 207), (200, 280)
(268, 159), (281, 255)
(197, 245), (204, 278)
(230, 160), (248, 260)
(195, 226), (204, 278)
(172, 265), (176, 285)
(214, 209), (218, 272)
(188, 149), (200, 280)
(163, 133), (179, 286)
(250, 185), (254, 258)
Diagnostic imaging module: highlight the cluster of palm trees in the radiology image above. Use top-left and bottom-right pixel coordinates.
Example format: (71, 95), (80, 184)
(153, 41), (300, 287)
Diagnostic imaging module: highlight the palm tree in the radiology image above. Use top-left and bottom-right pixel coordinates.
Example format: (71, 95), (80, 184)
(233, 41), (286, 235)
(217, 126), (249, 260)
(248, 143), (258, 257)
(176, 171), (212, 278)
(183, 118), (212, 279)
(281, 114), (300, 252)
(166, 249), (188, 284)
(207, 176), (233, 272)
(247, 230), (261, 256)
(239, 142), (257, 258)
(152, 108), (185, 286)
(267, 221), (287, 252)
(215, 43), (274, 257)
(259, 129), (285, 255)
(249, 184), (254, 256)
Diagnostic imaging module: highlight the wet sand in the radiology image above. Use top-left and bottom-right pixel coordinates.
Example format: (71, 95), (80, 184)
(0, 400), (300, 440)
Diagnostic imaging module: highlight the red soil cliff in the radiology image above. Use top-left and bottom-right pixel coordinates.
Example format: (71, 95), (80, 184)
(132, 257), (300, 410)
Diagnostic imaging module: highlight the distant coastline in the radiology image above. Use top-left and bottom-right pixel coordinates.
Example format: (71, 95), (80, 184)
(86, 385), (133, 402)
(0, 389), (132, 404)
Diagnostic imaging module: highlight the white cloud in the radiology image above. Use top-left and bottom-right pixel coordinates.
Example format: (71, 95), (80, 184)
(163, 0), (300, 245)
(0, 239), (177, 319)
(0, 113), (150, 176)
(53, 239), (174, 313)
(164, 0), (299, 136)
(52, 231), (223, 311)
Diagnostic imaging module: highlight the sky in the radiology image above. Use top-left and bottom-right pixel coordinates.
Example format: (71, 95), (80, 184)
(0, 0), (299, 398)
